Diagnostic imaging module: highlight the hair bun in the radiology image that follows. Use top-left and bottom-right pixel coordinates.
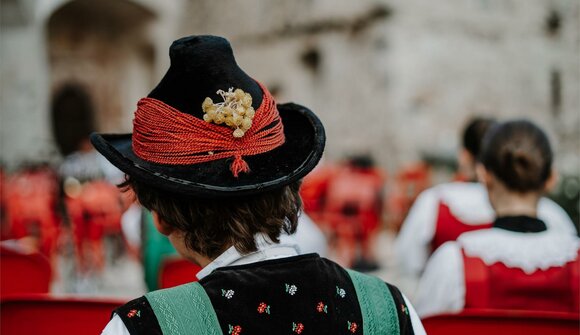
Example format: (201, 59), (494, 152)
(506, 148), (534, 190)
(481, 120), (552, 193)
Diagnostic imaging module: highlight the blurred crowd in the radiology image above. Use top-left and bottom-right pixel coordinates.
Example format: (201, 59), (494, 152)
(0, 138), (140, 293)
(1, 116), (578, 318)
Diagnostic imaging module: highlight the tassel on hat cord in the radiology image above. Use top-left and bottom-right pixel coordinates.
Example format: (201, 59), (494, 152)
(231, 154), (250, 177)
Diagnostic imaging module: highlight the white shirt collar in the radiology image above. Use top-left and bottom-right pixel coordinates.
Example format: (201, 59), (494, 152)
(196, 233), (300, 280)
(459, 228), (580, 274)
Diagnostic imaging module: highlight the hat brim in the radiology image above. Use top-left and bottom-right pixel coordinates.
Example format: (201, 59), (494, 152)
(90, 103), (325, 197)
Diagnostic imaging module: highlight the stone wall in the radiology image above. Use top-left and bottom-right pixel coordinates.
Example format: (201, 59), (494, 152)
(1, 0), (578, 175)
(171, 0), (579, 173)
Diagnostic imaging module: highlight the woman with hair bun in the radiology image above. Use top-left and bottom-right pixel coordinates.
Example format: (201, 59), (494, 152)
(414, 119), (579, 317)
(394, 117), (575, 277)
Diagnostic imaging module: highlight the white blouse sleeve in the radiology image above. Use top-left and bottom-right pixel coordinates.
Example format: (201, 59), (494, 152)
(101, 314), (131, 335)
(403, 293), (427, 335)
(394, 187), (439, 276)
(413, 242), (465, 318)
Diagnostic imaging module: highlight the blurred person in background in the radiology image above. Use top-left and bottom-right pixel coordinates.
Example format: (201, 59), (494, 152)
(98, 35), (424, 334)
(322, 155), (385, 270)
(414, 119), (579, 317)
(280, 211), (329, 257)
(394, 117), (576, 277)
(60, 135), (136, 285)
(299, 158), (337, 222)
(59, 137), (124, 185)
(55, 83), (140, 277)
(1, 164), (60, 256)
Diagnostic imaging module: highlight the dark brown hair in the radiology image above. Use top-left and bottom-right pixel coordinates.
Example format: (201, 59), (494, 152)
(480, 120), (552, 193)
(462, 117), (497, 157)
(122, 177), (302, 259)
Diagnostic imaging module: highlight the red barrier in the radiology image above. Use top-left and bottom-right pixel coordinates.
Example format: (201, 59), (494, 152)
(0, 294), (126, 335)
(0, 246), (52, 298)
(422, 308), (580, 335)
(65, 180), (124, 273)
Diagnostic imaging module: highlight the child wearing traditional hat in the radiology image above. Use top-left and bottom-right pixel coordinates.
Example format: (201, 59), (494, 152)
(414, 119), (580, 317)
(97, 35), (425, 334)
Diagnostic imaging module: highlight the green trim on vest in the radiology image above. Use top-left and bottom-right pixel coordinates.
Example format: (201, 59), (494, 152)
(145, 269), (399, 335)
(347, 269), (400, 335)
(145, 282), (221, 335)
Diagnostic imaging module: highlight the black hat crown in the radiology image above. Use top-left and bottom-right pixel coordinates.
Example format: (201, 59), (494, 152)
(90, 35), (325, 197)
(148, 35), (263, 119)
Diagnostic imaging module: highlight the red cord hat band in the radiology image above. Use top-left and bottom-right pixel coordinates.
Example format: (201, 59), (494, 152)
(132, 82), (285, 177)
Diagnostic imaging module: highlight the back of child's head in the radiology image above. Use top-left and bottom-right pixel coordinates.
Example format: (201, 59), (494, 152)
(122, 176), (302, 259)
(480, 120), (553, 193)
(462, 117), (497, 158)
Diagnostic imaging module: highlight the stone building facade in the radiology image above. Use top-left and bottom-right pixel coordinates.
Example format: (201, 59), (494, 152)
(1, 0), (578, 175)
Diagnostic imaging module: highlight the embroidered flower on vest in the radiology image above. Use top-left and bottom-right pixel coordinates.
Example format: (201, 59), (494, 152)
(127, 309), (140, 318)
(316, 301), (328, 313)
(228, 324), (242, 335)
(292, 322), (305, 334)
(257, 302), (271, 314)
(401, 304), (409, 315)
(221, 289), (235, 299)
(336, 286), (346, 298)
(285, 283), (298, 295)
(348, 321), (358, 333)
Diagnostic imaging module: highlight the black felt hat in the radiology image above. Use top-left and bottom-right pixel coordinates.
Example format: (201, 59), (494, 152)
(90, 35), (325, 197)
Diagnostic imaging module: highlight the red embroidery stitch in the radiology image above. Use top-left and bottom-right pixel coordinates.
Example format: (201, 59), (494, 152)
(228, 324), (242, 335)
(257, 302), (270, 314)
(127, 309), (140, 318)
(348, 321), (358, 333)
(292, 322), (305, 334)
(316, 302), (328, 313)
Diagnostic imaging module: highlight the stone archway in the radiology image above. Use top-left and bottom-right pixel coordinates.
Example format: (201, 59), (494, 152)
(46, 0), (156, 152)
(51, 83), (95, 155)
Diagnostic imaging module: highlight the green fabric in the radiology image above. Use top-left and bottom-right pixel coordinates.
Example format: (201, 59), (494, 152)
(347, 269), (400, 335)
(145, 282), (221, 335)
(142, 209), (178, 291)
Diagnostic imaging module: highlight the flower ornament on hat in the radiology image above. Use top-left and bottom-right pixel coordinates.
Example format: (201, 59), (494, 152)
(90, 35), (325, 197)
(202, 88), (255, 138)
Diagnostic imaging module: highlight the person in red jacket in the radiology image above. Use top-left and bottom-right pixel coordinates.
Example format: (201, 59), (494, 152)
(414, 119), (579, 317)
(323, 155), (385, 270)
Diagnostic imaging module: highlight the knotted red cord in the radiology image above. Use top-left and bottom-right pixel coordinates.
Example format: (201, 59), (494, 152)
(132, 82), (285, 177)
